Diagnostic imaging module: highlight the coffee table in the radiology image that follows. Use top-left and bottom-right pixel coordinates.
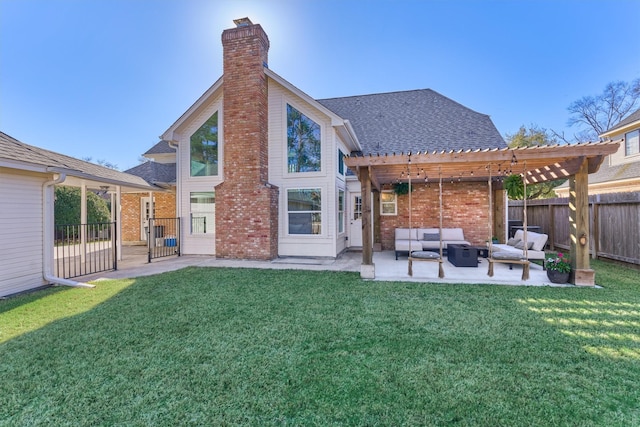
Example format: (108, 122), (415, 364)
(447, 244), (478, 267)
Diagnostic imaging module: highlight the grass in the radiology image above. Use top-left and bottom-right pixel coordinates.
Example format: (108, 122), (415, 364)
(1, 259), (639, 426)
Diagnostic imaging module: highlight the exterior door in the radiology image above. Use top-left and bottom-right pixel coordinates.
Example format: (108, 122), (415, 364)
(140, 197), (155, 240)
(349, 192), (363, 247)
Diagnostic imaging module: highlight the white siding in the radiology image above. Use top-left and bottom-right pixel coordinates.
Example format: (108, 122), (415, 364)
(176, 94), (223, 255)
(268, 79), (339, 257)
(0, 168), (48, 296)
(610, 136), (640, 166)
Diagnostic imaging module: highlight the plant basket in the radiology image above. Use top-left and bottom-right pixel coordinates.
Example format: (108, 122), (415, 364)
(547, 270), (570, 284)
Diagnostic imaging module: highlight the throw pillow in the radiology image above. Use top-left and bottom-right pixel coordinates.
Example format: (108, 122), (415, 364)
(507, 238), (520, 246)
(514, 240), (534, 250)
(423, 233), (440, 241)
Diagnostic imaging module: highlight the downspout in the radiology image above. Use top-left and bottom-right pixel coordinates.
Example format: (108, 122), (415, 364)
(42, 173), (95, 288)
(168, 139), (181, 240)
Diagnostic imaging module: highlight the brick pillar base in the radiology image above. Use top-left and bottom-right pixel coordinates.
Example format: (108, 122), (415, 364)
(215, 182), (279, 260)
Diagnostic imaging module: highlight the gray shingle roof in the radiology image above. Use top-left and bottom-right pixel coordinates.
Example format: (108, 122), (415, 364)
(125, 161), (176, 185)
(144, 140), (175, 155)
(589, 160), (640, 185)
(317, 89), (506, 155)
(604, 107), (640, 134)
(0, 131), (155, 189)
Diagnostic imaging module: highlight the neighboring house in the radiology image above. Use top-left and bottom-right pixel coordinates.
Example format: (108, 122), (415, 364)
(0, 131), (156, 297)
(555, 108), (640, 197)
(160, 18), (506, 260)
(122, 141), (177, 244)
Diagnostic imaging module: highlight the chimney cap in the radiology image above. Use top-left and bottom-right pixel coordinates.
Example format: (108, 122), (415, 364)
(233, 17), (253, 27)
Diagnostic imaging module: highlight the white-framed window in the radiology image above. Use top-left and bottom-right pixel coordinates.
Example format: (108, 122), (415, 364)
(190, 111), (219, 176)
(625, 129), (639, 157)
(287, 188), (321, 235)
(338, 189), (345, 233)
(287, 104), (321, 173)
(190, 191), (215, 234)
(338, 149), (345, 176)
(380, 191), (397, 215)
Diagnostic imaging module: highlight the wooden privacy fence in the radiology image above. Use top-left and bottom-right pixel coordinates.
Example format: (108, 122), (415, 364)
(509, 192), (640, 266)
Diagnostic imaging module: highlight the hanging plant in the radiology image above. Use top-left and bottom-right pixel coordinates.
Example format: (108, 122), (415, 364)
(393, 182), (414, 195)
(504, 174), (524, 200)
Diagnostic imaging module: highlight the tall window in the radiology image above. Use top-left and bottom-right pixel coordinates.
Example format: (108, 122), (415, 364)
(287, 189), (321, 235)
(338, 149), (345, 175)
(287, 104), (321, 173)
(190, 192), (215, 234)
(338, 189), (345, 233)
(381, 191), (397, 215)
(625, 129), (639, 156)
(190, 111), (218, 176)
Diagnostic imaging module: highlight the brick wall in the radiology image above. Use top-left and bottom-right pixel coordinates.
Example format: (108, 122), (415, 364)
(121, 192), (176, 243)
(379, 181), (492, 250)
(215, 21), (279, 260)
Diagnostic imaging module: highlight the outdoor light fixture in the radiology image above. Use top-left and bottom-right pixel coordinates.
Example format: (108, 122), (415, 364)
(579, 233), (588, 246)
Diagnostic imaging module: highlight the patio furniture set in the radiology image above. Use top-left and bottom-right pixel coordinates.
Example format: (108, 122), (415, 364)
(396, 227), (549, 279)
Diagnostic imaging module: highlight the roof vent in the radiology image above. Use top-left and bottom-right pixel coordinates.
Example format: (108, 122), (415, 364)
(233, 17), (253, 28)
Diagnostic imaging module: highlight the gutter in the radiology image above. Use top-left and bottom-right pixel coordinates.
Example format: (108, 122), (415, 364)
(42, 173), (95, 288)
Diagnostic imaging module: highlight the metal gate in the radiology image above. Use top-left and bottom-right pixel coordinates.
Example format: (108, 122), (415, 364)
(147, 217), (181, 262)
(54, 222), (117, 279)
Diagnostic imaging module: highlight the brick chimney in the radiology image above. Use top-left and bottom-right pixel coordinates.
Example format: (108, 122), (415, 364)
(215, 18), (279, 260)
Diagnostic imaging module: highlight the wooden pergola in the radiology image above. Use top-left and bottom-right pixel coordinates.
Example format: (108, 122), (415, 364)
(344, 140), (620, 285)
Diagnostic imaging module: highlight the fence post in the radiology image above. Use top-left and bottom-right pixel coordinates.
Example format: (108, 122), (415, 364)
(113, 221), (118, 271)
(548, 203), (555, 251)
(592, 199), (599, 260)
(147, 218), (152, 263)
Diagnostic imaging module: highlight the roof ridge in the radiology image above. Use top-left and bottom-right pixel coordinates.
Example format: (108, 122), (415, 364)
(317, 88), (435, 102)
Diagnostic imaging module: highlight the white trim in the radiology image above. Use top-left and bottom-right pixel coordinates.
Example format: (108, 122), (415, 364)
(161, 77), (224, 142)
(380, 191), (398, 215)
(285, 187), (324, 237)
(282, 100), (326, 178)
(265, 68), (361, 151)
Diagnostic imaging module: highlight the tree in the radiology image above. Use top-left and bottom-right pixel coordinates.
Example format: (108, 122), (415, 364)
(55, 186), (111, 225)
(82, 156), (120, 170)
(504, 125), (564, 199)
(557, 78), (640, 142)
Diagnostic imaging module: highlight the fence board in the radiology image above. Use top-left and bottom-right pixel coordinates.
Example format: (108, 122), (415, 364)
(509, 192), (640, 265)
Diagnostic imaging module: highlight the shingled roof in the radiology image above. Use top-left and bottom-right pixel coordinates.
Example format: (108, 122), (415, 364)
(603, 107), (640, 134)
(0, 131), (155, 191)
(143, 140), (175, 155)
(317, 89), (506, 155)
(125, 161), (176, 186)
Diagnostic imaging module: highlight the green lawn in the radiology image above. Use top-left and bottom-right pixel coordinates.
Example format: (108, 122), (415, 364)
(1, 260), (639, 426)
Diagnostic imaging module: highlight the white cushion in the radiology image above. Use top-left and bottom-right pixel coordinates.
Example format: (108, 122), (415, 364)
(441, 228), (465, 241)
(513, 229), (548, 252)
(395, 228), (418, 240)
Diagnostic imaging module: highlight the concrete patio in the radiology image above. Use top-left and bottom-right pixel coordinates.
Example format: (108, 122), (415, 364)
(80, 246), (572, 287)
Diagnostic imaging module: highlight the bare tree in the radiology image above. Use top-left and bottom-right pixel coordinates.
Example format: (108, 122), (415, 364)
(555, 78), (640, 143)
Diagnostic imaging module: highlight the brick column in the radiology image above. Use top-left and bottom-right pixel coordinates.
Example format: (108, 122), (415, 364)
(215, 19), (278, 260)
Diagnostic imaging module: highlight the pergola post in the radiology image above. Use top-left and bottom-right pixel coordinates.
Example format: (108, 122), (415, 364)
(493, 186), (506, 243)
(569, 158), (594, 286)
(360, 167), (375, 279)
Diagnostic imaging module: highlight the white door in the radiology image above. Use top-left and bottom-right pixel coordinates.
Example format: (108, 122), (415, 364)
(140, 197), (155, 240)
(349, 192), (363, 247)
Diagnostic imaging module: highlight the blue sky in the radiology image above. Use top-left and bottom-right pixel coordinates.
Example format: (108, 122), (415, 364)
(1, 0), (639, 171)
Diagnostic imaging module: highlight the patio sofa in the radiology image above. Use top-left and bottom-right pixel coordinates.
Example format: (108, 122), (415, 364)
(395, 228), (470, 259)
(491, 229), (548, 267)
